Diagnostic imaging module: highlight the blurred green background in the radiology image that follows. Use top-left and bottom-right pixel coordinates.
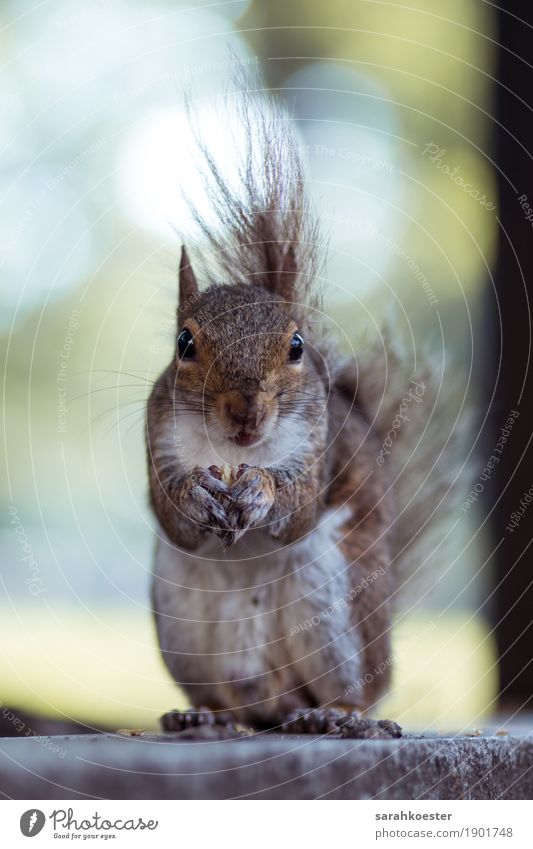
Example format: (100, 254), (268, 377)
(1, 0), (496, 731)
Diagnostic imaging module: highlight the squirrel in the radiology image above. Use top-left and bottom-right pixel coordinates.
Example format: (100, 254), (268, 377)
(146, 90), (462, 736)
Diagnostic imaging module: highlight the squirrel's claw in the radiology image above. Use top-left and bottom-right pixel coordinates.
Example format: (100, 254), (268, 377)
(218, 528), (237, 549)
(185, 467), (234, 536)
(189, 484), (231, 533)
(226, 467), (275, 538)
(191, 468), (231, 498)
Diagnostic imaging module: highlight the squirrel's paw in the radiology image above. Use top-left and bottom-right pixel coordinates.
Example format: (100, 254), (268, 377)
(226, 465), (275, 543)
(160, 706), (236, 733)
(336, 716), (403, 739)
(185, 467), (232, 537)
(281, 709), (403, 738)
(160, 707), (243, 741)
(281, 707), (347, 735)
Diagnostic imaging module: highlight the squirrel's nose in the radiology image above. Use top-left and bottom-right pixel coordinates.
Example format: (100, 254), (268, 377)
(223, 393), (267, 430)
(226, 402), (247, 427)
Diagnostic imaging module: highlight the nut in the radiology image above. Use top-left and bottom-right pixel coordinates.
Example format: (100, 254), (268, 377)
(219, 464), (237, 485)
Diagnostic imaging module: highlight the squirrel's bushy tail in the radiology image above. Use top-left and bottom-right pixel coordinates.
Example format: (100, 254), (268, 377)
(355, 328), (469, 608)
(185, 80), (323, 315)
(187, 80), (468, 605)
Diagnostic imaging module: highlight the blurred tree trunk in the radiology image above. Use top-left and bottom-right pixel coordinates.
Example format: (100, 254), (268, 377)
(493, 3), (533, 709)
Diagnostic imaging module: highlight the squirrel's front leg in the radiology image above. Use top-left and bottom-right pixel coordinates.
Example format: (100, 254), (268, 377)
(226, 462), (318, 545)
(149, 465), (232, 550)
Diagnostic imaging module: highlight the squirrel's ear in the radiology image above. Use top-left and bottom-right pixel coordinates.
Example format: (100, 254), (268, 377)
(178, 246), (199, 314)
(277, 243), (298, 302)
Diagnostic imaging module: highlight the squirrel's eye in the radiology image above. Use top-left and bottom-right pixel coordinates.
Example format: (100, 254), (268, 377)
(288, 331), (304, 363)
(177, 328), (195, 360)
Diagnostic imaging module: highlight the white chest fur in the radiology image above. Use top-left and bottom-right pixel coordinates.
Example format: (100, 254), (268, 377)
(152, 506), (364, 722)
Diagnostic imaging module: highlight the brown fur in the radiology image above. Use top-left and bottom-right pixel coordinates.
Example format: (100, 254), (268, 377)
(146, 83), (465, 724)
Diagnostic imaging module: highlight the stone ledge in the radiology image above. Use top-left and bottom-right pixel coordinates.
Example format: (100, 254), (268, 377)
(1, 733), (532, 799)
